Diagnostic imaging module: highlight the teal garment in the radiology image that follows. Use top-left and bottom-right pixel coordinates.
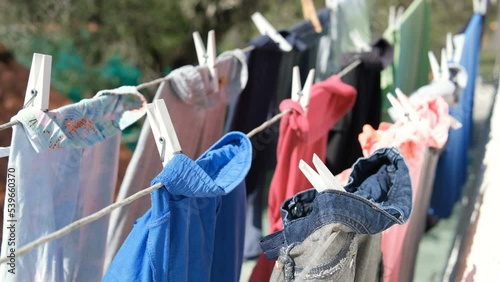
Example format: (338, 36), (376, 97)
(381, 0), (430, 120)
(103, 132), (252, 282)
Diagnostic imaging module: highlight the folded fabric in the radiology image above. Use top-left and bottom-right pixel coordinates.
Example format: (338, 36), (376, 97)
(0, 87), (146, 282)
(103, 132), (252, 281)
(261, 147), (412, 282)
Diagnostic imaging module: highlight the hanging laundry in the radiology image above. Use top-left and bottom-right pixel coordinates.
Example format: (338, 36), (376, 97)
(431, 13), (484, 218)
(325, 38), (394, 175)
(105, 50), (248, 272)
(317, 0), (372, 80)
(356, 96), (455, 282)
(261, 147), (413, 282)
(249, 74), (356, 281)
(381, 0), (431, 120)
(289, 8), (331, 76)
(103, 132), (252, 282)
(228, 31), (311, 260)
(0, 87), (146, 282)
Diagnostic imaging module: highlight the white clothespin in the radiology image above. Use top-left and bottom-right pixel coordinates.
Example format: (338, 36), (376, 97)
(446, 32), (454, 62)
(473, 0), (487, 15)
(428, 49), (451, 81)
(0, 147), (10, 158)
(299, 154), (344, 192)
(291, 66), (315, 113)
(387, 93), (406, 120)
(349, 30), (372, 52)
(146, 99), (182, 166)
(428, 51), (440, 81)
(193, 30), (219, 92)
(453, 34), (465, 63)
(395, 88), (419, 121)
(24, 53), (52, 111)
(388, 6), (405, 30)
(251, 12), (293, 52)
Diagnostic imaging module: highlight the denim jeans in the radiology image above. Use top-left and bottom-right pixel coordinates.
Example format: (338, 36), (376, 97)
(260, 147), (413, 282)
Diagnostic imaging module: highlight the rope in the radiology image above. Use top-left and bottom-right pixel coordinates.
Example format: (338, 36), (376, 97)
(0, 183), (163, 265)
(0, 58), (362, 263)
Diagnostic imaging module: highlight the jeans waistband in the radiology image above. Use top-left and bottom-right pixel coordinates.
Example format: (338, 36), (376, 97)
(261, 147), (413, 259)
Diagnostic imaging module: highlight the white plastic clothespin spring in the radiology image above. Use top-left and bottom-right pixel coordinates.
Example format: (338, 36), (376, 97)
(299, 154), (344, 192)
(193, 30), (219, 92)
(146, 99), (182, 166)
(291, 66), (315, 113)
(251, 12), (293, 52)
(24, 53), (52, 111)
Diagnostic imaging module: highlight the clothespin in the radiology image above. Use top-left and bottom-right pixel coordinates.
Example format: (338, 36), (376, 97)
(251, 12), (293, 52)
(395, 88), (419, 121)
(349, 30), (372, 52)
(428, 49), (451, 81)
(386, 93), (407, 120)
(388, 6), (404, 31)
(473, 0), (487, 15)
(24, 53), (52, 111)
(193, 30), (219, 92)
(299, 154), (344, 192)
(146, 99), (182, 166)
(452, 34), (465, 63)
(301, 0), (322, 33)
(291, 66), (315, 113)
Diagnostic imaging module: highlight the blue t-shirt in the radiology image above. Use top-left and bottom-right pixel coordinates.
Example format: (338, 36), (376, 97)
(103, 132), (252, 281)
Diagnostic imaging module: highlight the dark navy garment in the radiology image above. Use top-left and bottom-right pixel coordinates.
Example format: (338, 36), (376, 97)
(103, 132), (252, 282)
(261, 147), (413, 259)
(430, 13), (484, 218)
(326, 38), (394, 175)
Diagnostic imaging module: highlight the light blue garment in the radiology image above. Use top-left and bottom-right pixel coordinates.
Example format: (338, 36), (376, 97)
(431, 14), (484, 218)
(0, 87), (146, 282)
(103, 132), (252, 282)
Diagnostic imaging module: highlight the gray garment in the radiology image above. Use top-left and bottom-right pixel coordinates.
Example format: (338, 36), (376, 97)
(271, 224), (381, 282)
(398, 147), (441, 282)
(104, 50), (248, 270)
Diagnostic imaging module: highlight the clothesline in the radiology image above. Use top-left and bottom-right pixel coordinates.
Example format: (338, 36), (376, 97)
(0, 58), (361, 265)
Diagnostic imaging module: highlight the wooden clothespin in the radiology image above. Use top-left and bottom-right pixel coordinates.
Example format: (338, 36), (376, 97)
(291, 66), (315, 113)
(193, 30), (219, 92)
(146, 99), (182, 166)
(301, 0), (322, 33)
(299, 154), (344, 192)
(24, 53), (52, 111)
(251, 12), (293, 52)
(473, 0), (487, 15)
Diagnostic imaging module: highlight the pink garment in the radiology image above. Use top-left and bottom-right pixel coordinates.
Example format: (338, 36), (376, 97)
(249, 75), (357, 282)
(355, 96), (453, 282)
